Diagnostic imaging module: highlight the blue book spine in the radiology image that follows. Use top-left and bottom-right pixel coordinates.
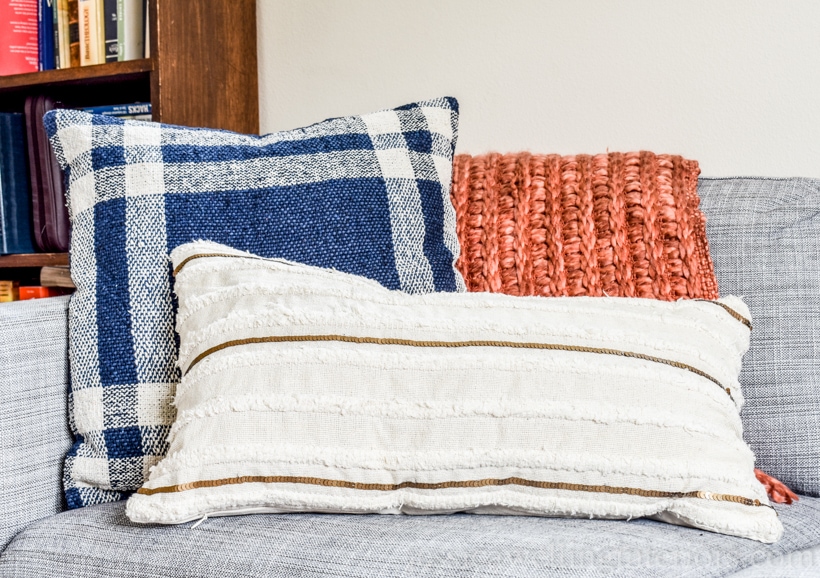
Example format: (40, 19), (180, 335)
(39, 0), (56, 70)
(83, 102), (151, 116)
(0, 114), (36, 254)
(0, 131), (4, 253)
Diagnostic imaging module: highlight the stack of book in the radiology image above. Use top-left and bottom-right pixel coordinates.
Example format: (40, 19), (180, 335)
(1, 101), (150, 299)
(0, 113), (35, 255)
(0, 0), (148, 75)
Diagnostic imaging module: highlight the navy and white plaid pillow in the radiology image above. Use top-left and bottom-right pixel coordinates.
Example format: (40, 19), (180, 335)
(45, 97), (464, 508)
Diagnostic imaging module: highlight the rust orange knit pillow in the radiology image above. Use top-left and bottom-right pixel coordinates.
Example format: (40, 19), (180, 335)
(451, 151), (718, 300)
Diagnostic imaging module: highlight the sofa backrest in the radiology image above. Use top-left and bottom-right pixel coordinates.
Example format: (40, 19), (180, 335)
(699, 177), (820, 497)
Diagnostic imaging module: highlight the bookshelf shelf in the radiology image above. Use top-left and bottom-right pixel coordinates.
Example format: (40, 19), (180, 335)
(0, 253), (69, 268)
(0, 59), (153, 91)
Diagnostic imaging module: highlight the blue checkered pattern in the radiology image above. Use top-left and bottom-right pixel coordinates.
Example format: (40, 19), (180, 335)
(44, 98), (464, 508)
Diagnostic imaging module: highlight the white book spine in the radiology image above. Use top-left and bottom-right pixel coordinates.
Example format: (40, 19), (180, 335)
(120, 0), (144, 61)
(78, 0), (100, 65)
(95, 0), (105, 62)
(57, 0), (71, 68)
(143, 0), (149, 58)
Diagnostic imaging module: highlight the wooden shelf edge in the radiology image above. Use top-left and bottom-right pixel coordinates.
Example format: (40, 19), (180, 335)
(0, 59), (153, 90)
(0, 253), (69, 268)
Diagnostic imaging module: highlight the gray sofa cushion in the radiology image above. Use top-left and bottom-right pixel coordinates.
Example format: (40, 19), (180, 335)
(699, 177), (820, 497)
(727, 544), (820, 577)
(1, 499), (819, 577)
(0, 297), (72, 551)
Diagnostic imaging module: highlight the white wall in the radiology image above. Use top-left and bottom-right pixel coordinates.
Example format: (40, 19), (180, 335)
(257, 0), (820, 178)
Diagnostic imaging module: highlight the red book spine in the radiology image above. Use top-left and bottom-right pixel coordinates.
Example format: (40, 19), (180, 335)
(18, 286), (68, 300)
(0, 0), (39, 76)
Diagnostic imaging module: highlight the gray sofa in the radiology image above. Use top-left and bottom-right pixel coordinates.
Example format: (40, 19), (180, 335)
(1, 177), (820, 577)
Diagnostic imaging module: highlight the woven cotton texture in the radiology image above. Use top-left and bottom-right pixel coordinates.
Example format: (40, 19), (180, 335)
(0, 297), (73, 551)
(127, 240), (780, 542)
(4, 499), (820, 577)
(450, 152), (718, 299)
(43, 98), (463, 509)
(699, 177), (820, 497)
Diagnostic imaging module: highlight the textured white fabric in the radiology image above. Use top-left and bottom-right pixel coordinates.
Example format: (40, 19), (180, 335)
(126, 241), (782, 543)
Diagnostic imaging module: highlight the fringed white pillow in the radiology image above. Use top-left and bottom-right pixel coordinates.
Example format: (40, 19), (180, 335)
(126, 240), (782, 543)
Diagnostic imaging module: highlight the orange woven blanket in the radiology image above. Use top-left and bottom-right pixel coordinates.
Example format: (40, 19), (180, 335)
(451, 151), (718, 300)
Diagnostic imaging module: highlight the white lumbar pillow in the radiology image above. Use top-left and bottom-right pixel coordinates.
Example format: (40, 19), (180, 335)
(126, 240), (782, 543)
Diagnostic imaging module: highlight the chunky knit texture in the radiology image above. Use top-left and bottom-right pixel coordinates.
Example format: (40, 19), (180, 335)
(451, 152), (718, 300)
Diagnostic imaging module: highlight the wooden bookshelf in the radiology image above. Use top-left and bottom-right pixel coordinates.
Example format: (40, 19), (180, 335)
(0, 253), (69, 268)
(0, 0), (258, 282)
(0, 0), (258, 126)
(150, 0), (259, 134)
(0, 59), (153, 91)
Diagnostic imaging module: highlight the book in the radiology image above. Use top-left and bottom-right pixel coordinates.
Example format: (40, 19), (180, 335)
(0, 113), (36, 254)
(40, 265), (75, 288)
(25, 96), (70, 253)
(96, 0), (104, 62)
(103, 0), (116, 61)
(116, 0), (143, 61)
(143, 0), (148, 57)
(67, 0), (79, 66)
(82, 102), (151, 117)
(78, 0), (100, 65)
(38, 0), (56, 70)
(52, 0), (60, 68)
(56, 0), (70, 68)
(19, 286), (68, 299)
(0, 280), (20, 302)
(0, 0), (39, 76)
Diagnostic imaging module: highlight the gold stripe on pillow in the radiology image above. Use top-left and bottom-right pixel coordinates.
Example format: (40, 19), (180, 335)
(137, 475), (766, 509)
(186, 334), (733, 399)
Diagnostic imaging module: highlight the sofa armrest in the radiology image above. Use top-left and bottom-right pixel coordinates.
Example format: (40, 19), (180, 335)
(0, 296), (72, 551)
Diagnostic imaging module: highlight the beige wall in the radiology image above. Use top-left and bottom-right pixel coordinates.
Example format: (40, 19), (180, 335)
(257, 0), (820, 177)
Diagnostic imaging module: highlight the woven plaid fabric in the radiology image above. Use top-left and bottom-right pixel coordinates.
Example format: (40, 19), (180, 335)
(44, 98), (463, 508)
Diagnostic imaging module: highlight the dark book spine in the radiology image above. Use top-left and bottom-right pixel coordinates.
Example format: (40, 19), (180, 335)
(53, 0), (60, 68)
(39, 0), (56, 70)
(104, 0), (117, 61)
(0, 114), (36, 254)
(68, 0), (80, 67)
(0, 117), (5, 253)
